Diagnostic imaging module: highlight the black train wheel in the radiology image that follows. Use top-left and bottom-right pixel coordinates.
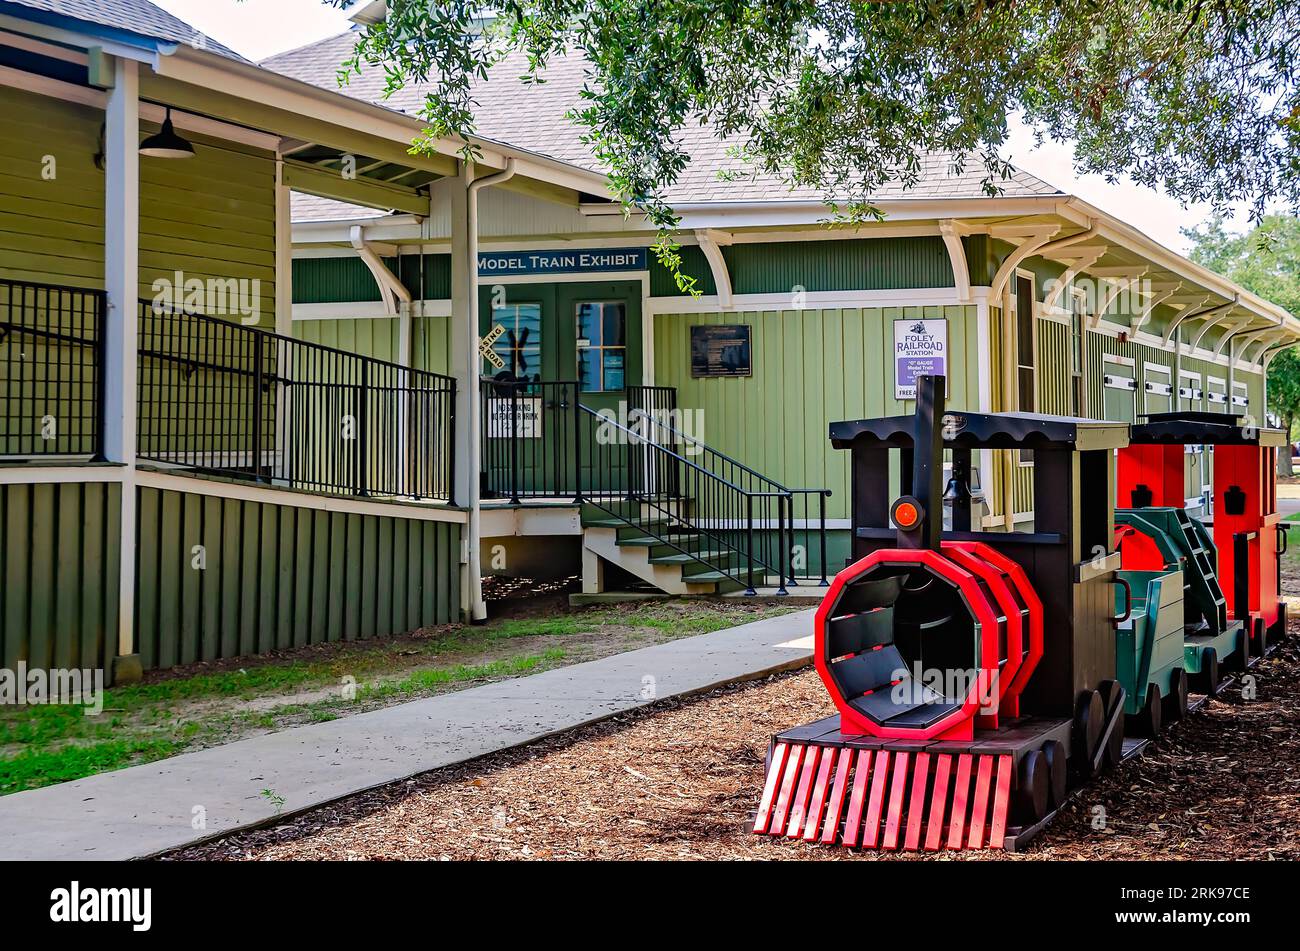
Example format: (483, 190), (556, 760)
(1195, 647), (1220, 697)
(1162, 667), (1189, 722)
(1252, 617), (1267, 658)
(1139, 683), (1162, 738)
(1231, 626), (1252, 672)
(1014, 749), (1050, 825)
(1073, 689), (1104, 778)
(1042, 739), (1068, 809)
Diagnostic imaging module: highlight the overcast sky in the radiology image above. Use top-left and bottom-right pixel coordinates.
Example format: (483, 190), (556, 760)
(153, 0), (1253, 254)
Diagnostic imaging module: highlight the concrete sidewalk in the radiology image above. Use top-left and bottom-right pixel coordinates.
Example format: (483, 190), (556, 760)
(0, 610), (815, 861)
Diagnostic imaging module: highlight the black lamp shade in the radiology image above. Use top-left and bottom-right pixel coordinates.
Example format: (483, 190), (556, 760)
(140, 109), (195, 159)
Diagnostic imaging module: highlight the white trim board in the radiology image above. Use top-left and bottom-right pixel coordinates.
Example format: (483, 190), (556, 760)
(0, 61), (280, 151)
(647, 287), (975, 314)
(0, 464), (126, 485)
(134, 469), (468, 524)
(295, 300), (453, 320)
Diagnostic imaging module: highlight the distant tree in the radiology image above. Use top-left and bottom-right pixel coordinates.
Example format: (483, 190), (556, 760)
(330, 1), (1300, 288)
(1184, 215), (1300, 474)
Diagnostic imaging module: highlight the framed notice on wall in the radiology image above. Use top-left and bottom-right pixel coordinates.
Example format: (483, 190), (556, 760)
(690, 324), (752, 378)
(893, 318), (947, 399)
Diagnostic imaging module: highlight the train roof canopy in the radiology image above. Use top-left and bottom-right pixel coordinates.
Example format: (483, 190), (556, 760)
(829, 411), (1129, 453)
(1130, 411), (1287, 448)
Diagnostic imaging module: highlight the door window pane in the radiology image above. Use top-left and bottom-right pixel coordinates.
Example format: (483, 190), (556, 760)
(485, 303), (542, 389)
(576, 301), (627, 392)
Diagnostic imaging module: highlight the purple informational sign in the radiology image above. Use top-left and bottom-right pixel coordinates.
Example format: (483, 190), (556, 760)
(893, 319), (948, 399)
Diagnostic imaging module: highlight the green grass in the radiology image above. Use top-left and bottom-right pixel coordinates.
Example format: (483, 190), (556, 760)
(0, 738), (185, 795)
(0, 599), (796, 795)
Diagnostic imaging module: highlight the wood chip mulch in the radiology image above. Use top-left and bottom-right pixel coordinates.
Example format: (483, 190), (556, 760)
(168, 636), (1300, 861)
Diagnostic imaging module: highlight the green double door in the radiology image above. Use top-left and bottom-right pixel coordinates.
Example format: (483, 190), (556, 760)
(478, 280), (642, 497)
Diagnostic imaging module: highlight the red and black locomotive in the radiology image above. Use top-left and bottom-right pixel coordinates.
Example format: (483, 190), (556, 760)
(752, 375), (1282, 852)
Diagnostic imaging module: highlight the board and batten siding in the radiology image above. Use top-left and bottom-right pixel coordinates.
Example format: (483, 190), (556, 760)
(0, 85), (276, 321)
(0, 476), (462, 681)
(134, 485), (462, 671)
(650, 237), (959, 298)
(293, 314), (454, 376)
(653, 305), (980, 519)
(0, 479), (121, 676)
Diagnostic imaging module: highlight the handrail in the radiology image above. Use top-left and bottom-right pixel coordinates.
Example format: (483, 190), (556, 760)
(591, 405), (774, 497)
(628, 407), (791, 494)
(137, 300), (456, 501)
(579, 402), (790, 593)
(142, 301), (455, 388)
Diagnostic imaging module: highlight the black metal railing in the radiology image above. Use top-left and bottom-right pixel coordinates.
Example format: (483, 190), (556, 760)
(478, 378), (831, 590)
(137, 302), (456, 501)
(0, 278), (105, 458)
(579, 403), (792, 593)
(479, 378), (580, 500)
(626, 409), (830, 586)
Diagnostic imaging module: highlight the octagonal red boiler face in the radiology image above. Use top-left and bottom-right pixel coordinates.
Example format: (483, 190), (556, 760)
(813, 548), (1004, 742)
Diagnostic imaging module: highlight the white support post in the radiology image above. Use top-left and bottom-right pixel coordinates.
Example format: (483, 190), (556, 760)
(104, 56), (140, 673)
(274, 155), (293, 335)
(273, 154), (293, 481)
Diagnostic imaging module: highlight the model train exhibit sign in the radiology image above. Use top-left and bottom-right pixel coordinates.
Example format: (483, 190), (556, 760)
(752, 375), (1287, 852)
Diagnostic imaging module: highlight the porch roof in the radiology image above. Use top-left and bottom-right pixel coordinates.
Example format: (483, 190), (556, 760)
(0, 0), (614, 209)
(265, 31), (1300, 355)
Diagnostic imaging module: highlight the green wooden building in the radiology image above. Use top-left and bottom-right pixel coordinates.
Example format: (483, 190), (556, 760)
(273, 6), (1300, 600)
(1, 0), (1297, 682)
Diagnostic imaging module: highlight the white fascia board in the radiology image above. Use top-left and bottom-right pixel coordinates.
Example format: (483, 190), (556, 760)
(1063, 196), (1300, 337)
(294, 300), (452, 319)
(0, 61), (280, 150)
(156, 46), (610, 199)
(0, 12), (161, 64)
(646, 287), (971, 314)
(671, 196), (1068, 230)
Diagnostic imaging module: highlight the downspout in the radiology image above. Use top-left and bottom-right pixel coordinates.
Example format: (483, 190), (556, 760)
(464, 158), (516, 622)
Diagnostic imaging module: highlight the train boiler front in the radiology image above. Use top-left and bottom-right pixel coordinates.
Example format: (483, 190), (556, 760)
(752, 376), (1132, 852)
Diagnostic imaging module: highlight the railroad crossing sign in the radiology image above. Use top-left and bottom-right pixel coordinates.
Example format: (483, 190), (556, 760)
(479, 323), (506, 369)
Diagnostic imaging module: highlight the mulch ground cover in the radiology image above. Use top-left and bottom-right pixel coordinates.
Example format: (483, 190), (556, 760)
(169, 625), (1300, 861)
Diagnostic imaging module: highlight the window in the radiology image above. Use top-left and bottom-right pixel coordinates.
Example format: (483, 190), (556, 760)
(1144, 363), (1173, 415)
(485, 303), (542, 388)
(1015, 274), (1036, 412)
(1102, 355), (1136, 424)
(576, 301), (626, 393)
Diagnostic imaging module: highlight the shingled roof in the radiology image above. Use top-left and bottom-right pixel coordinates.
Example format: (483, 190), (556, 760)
(1, 0), (246, 61)
(261, 31), (1064, 205)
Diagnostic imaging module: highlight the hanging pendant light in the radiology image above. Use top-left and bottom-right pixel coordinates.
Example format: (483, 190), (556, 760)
(140, 108), (195, 159)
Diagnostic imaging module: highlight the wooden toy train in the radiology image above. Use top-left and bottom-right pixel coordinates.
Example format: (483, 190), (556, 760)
(753, 376), (1287, 852)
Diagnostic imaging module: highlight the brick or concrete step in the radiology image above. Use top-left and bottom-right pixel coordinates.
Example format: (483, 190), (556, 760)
(648, 549), (733, 566)
(582, 526), (720, 595)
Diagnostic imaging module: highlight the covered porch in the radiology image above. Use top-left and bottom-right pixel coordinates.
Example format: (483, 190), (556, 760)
(0, 6), (612, 680)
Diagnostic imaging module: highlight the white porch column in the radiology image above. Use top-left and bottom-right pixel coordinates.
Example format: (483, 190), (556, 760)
(104, 56), (140, 674)
(274, 155), (293, 334)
